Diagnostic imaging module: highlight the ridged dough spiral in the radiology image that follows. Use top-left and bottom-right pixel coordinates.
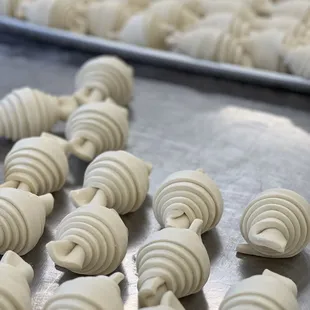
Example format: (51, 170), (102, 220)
(0, 188), (53, 256)
(70, 150), (152, 214)
(149, 0), (199, 31)
(141, 291), (185, 310)
(237, 188), (310, 258)
(46, 204), (128, 275)
(23, 0), (88, 33)
(87, 1), (137, 38)
(2, 135), (69, 195)
(0, 251), (34, 310)
(43, 273), (124, 310)
(0, 88), (61, 141)
(137, 219), (210, 307)
(219, 269), (299, 310)
(153, 169), (223, 233)
(75, 56), (134, 107)
(65, 99), (129, 162)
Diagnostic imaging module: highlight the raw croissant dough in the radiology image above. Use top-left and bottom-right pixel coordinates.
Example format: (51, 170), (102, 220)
(219, 269), (299, 310)
(43, 272), (124, 310)
(23, 0), (88, 33)
(1, 134), (69, 195)
(65, 99), (129, 162)
(148, 0), (199, 31)
(237, 188), (310, 258)
(141, 291), (185, 310)
(87, 1), (137, 38)
(0, 188), (53, 255)
(137, 219), (210, 307)
(153, 169), (223, 232)
(47, 204), (128, 275)
(117, 10), (173, 49)
(70, 150), (152, 214)
(75, 56), (134, 107)
(0, 250), (34, 310)
(0, 88), (63, 141)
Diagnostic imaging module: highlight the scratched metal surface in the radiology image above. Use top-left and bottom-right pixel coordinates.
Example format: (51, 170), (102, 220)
(0, 33), (310, 310)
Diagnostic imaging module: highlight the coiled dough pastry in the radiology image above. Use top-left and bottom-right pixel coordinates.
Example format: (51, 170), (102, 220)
(153, 169), (223, 233)
(0, 188), (53, 255)
(141, 291), (185, 310)
(87, 1), (137, 38)
(137, 219), (210, 307)
(0, 250), (34, 310)
(65, 99), (129, 162)
(117, 10), (173, 49)
(2, 134), (69, 195)
(219, 269), (299, 310)
(23, 0), (88, 33)
(46, 204), (128, 275)
(0, 87), (66, 141)
(43, 272), (124, 310)
(148, 0), (199, 31)
(237, 188), (310, 258)
(70, 150), (152, 214)
(75, 56), (134, 107)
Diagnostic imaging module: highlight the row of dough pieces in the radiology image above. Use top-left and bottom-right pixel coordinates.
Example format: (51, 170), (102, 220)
(0, 138), (309, 306)
(0, 250), (300, 310)
(2, 0), (310, 78)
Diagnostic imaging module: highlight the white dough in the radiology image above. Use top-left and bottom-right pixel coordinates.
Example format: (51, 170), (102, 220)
(23, 0), (88, 33)
(141, 291), (185, 310)
(137, 219), (210, 307)
(1, 134), (69, 195)
(46, 204), (128, 275)
(65, 99), (129, 162)
(272, 1), (310, 18)
(149, 0), (199, 30)
(87, 1), (137, 38)
(70, 150), (152, 214)
(153, 169), (223, 233)
(0, 0), (20, 16)
(0, 251), (34, 310)
(118, 11), (173, 49)
(43, 272), (124, 310)
(75, 56), (134, 107)
(0, 188), (53, 255)
(284, 45), (310, 79)
(219, 269), (299, 310)
(0, 87), (66, 141)
(237, 188), (310, 258)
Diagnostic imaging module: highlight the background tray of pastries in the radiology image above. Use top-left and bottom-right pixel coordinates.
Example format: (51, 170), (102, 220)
(2, 0), (310, 94)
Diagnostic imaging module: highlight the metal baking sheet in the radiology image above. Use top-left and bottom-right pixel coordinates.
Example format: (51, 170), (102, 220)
(1, 28), (310, 310)
(2, 16), (310, 94)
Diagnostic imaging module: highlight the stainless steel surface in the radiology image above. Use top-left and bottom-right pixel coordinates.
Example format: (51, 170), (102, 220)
(2, 16), (310, 94)
(1, 33), (310, 310)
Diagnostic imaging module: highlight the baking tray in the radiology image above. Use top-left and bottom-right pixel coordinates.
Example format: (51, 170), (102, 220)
(1, 24), (310, 310)
(2, 15), (310, 94)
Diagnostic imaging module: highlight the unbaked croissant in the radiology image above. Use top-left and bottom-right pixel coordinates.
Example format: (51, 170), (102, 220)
(237, 189), (310, 258)
(70, 150), (152, 214)
(43, 273), (125, 310)
(137, 219), (210, 307)
(74, 56), (134, 107)
(1, 134), (69, 195)
(64, 99), (129, 162)
(23, 0), (88, 33)
(219, 269), (299, 310)
(117, 10), (174, 49)
(0, 188), (53, 255)
(46, 204), (128, 275)
(87, 1), (137, 38)
(148, 0), (199, 31)
(0, 251), (34, 310)
(141, 291), (185, 310)
(153, 169), (223, 233)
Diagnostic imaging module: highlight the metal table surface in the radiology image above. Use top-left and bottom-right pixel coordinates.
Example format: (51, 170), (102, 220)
(0, 33), (310, 310)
